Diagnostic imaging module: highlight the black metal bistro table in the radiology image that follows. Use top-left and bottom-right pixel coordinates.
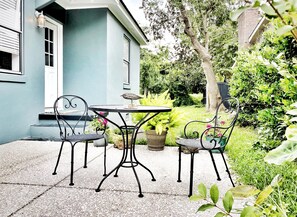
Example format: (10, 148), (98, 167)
(88, 105), (172, 197)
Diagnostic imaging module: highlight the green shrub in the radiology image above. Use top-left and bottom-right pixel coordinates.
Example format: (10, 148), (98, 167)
(230, 28), (297, 150)
(189, 93), (203, 107)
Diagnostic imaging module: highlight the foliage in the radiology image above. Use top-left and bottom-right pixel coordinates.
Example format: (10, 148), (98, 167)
(229, 28), (297, 151)
(265, 101), (297, 164)
(189, 93), (204, 107)
(140, 47), (170, 95)
(140, 47), (205, 106)
(209, 20), (238, 80)
(132, 90), (182, 135)
(227, 125), (297, 215)
(230, 0), (297, 41)
(142, 0), (238, 109)
(190, 175), (288, 216)
(87, 112), (108, 133)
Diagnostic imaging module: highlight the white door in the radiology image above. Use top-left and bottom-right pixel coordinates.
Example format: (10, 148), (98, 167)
(44, 18), (63, 111)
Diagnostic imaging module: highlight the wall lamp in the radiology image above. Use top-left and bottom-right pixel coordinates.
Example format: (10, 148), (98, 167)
(35, 11), (45, 28)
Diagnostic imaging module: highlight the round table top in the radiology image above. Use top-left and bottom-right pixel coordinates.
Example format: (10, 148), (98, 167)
(89, 105), (172, 113)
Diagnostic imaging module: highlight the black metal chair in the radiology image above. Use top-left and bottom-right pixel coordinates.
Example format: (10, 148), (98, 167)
(52, 95), (108, 185)
(176, 97), (239, 197)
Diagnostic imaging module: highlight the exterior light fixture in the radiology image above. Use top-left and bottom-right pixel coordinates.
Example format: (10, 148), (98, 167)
(35, 11), (45, 28)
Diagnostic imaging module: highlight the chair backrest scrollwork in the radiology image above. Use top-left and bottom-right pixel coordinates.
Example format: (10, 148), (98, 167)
(53, 95), (89, 139)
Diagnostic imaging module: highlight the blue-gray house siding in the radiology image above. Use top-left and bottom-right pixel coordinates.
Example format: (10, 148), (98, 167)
(0, 1), (44, 143)
(0, 0), (146, 144)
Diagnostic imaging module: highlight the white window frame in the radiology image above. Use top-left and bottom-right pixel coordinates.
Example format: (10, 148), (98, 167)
(0, 0), (22, 75)
(123, 35), (130, 88)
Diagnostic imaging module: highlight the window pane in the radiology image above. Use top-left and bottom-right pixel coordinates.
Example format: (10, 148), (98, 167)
(50, 55), (53, 67)
(123, 36), (130, 85)
(0, 27), (20, 72)
(45, 28), (48, 40)
(49, 29), (53, 41)
(123, 61), (129, 84)
(123, 38), (129, 61)
(49, 42), (53, 54)
(45, 41), (48, 52)
(45, 54), (49, 66)
(0, 51), (12, 70)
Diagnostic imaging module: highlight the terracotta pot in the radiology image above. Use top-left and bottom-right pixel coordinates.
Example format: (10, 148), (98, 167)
(145, 130), (167, 151)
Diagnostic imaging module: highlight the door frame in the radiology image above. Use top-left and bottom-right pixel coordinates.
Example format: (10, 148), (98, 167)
(44, 16), (63, 111)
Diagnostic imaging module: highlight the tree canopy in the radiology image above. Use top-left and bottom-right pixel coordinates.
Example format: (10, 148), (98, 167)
(142, 0), (238, 110)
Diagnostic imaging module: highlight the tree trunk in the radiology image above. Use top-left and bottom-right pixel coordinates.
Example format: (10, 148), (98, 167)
(179, 3), (221, 111)
(202, 59), (221, 111)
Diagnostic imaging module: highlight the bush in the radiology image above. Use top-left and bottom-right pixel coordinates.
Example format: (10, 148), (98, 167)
(189, 93), (203, 107)
(230, 28), (297, 150)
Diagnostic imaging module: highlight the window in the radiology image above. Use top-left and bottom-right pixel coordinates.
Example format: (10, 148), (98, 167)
(45, 28), (54, 67)
(123, 35), (130, 85)
(0, 0), (22, 74)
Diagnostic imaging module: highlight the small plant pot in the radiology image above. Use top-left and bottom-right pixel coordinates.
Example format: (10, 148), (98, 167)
(146, 130), (167, 151)
(93, 132), (108, 147)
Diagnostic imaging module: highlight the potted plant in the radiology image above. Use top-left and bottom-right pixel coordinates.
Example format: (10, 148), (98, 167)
(112, 128), (133, 150)
(205, 120), (227, 153)
(87, 112), (109, 147)
(133, 90), (181, 151)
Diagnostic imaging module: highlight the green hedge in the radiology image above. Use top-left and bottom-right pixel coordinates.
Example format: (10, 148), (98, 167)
(229, 29), (297, 150)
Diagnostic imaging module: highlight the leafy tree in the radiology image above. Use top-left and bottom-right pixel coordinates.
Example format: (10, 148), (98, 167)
(142, 0), (237, 111)
(140, 47), (170, 95)
(140, 47), (206, 106)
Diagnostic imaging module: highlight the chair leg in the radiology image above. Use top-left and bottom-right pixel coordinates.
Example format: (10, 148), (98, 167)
(52, 141), (65, 175)
(177, 145), (182, 182)
(209, 150), (221, 181)
(103, 137), (107, 176)
(69, 144), (75, 186)
(188, 152), (195, 197)
(220, 151), (235, 187)
(84, 141), (88, 168)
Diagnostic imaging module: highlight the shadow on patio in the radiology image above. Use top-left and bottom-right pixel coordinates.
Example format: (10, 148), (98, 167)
(0, 140), (238, 217)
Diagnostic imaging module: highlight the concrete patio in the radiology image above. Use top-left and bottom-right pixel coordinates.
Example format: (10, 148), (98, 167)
(0, 140), (239, 216)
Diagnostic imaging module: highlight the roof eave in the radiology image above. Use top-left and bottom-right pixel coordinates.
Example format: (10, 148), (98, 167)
(55, 0), (148, 45)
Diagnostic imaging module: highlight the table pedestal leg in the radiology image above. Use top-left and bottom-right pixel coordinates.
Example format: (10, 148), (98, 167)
(95, 112), (159, 197)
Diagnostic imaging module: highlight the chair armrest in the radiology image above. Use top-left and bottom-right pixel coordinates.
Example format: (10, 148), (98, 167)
(183, 118), (215, 139)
